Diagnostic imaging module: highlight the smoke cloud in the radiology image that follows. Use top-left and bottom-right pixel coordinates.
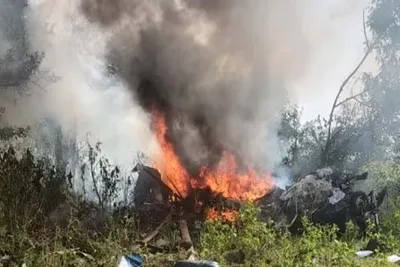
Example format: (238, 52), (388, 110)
(79, 0), (313, 175)
(0, 0), (372, 179)
(0, 0), (157, 166)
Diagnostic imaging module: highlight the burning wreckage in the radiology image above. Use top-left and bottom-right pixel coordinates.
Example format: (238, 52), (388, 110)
(123, 108), (388, 267)
(258, 168), (387, 236)
(132, 163), (387, 240)
(121, 78), (387, 265)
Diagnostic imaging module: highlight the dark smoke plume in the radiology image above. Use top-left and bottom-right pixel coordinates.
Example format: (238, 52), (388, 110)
(80, 0), (311, 175)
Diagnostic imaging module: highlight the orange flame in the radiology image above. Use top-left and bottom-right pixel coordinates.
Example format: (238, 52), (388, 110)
(194, 153), (274, 202)
(206, 208), (239, 222)
(153, 113), (191, 198)
(152, 112), (274, 202)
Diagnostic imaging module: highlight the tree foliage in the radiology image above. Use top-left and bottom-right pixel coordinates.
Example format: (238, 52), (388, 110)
(0, 0), (44, 88)
(0, 107), (30, 141)
(278, 0), (400, 179)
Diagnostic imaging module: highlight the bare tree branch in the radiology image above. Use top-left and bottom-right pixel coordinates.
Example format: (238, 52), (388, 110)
(363, 9), (371, 50)
(28, 79), (47, 91)
(323, 17), (379, 163)
(353, 95), (373, 108)
(324, 9), (385, 160)
(335, 90), (369, 107)
(325, 47), (372, 149)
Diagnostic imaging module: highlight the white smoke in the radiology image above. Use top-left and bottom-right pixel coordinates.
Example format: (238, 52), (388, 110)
(0, 0), (375, 177)
(0, 0), (158, 167)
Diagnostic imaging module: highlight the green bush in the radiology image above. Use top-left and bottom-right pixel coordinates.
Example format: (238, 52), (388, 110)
(0, 148), (68, 233)
(200, 205), (398, 267)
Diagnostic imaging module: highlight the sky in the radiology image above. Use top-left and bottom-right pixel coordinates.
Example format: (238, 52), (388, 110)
(291, 0), (376, 121)
(270, 0), (377, 184)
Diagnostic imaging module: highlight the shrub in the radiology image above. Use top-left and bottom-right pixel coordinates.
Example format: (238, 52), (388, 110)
(200, 205), (398, 267)
(0, 148), (68, 233)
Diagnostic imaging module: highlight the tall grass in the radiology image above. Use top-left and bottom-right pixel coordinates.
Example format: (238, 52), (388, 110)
(1, 145), (400, 266)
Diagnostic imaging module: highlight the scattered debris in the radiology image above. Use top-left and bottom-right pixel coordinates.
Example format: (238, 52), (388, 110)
(355, 250), (400, 263)
(118, 255), (143, 267)
(173, 260), (220, 267)
(132, 210), (173, 251)
(128, 164), (391, 266)
(355, 250), (374, 258)
(259, 167), (388, 235)
(117, 253), (219, 267)
(133, 163), (172, 207)
(387, 255), (400, 263)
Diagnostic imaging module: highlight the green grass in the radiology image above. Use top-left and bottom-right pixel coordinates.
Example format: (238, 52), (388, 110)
(200, 205), (400, 267)
(1, 205), (400, 266)
(1, 148), (400, 266)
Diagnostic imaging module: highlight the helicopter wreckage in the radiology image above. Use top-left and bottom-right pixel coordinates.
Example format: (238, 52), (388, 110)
(133, 164), (388, 236)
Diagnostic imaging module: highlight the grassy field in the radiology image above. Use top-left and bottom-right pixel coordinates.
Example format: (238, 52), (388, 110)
(1, 205), (400, 267)
(1, 148), (400, 267)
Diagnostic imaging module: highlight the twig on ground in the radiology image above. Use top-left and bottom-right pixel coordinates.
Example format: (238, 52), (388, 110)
(132, 210), (173, 250)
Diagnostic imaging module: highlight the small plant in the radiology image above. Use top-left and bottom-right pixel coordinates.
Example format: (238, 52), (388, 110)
(79, 140), (122, 210)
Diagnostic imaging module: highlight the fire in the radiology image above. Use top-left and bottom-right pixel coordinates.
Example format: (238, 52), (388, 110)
(194, 153), (274, 202)
(152, 112), (275, 202)
(206, 208), (239, 222)
(153, 112), (191, 198)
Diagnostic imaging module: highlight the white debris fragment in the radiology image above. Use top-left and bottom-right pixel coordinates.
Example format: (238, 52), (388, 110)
(355, 250), (374, 258)
(387, 255), (400, 263)
(118, 257), (132, 267)
(118, 255), (142, 267)
(329, 188), (346, 204)
(174, 260), (220, 267)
